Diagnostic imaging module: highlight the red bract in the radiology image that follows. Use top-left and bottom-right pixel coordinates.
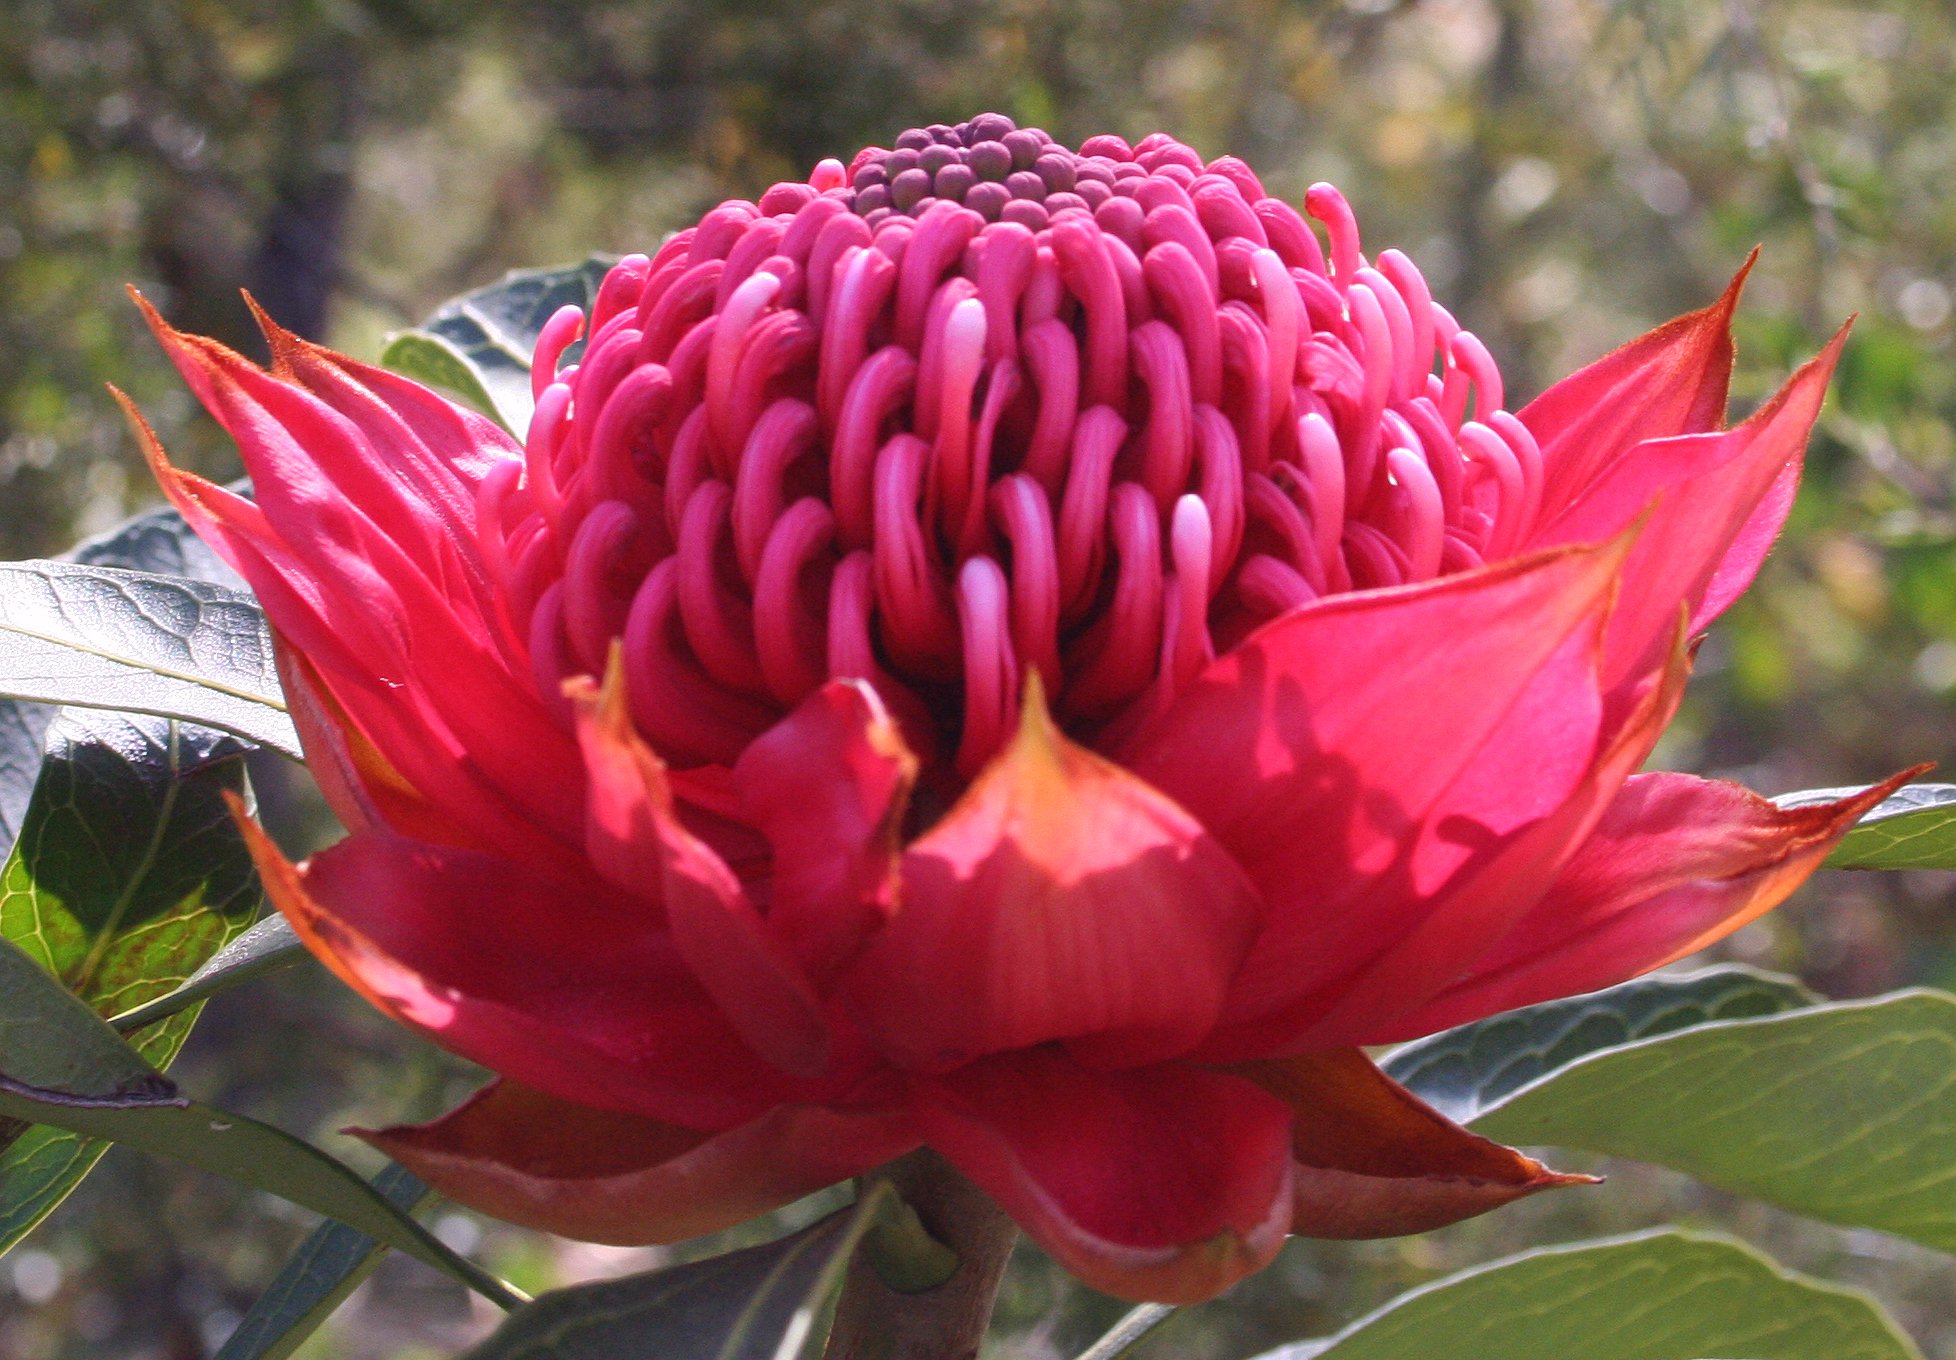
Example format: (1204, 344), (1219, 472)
(128, 117), (1900, 1303)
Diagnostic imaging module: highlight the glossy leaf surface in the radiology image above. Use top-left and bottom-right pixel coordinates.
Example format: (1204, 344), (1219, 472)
(380, 257), (611, 436)
(214, 1161), (434, 1360)
(1472, 991), (1956, 1255)
(1261, 1231), (1919, 1360)
(1385, 965), (1814, 1123)
(0, 560), (297, 758)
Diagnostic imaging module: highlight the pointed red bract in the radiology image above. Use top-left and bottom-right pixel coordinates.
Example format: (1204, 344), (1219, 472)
(1520, 252), (1751, 507)
(733, 680), (915, 982)
(1375, 769), (1919, 1039)
(567, 660), (832, 1079)
(848, 683), (1264, 1072)
(136, 121), (1880, 1304)
(911, 1050), (1295, 1303)
(1528, 324), (1849, 690)
(235, 807), (805, 1129)
(1121, 537), (1625, 1035)
(364, 1079), (917, 1245)
(1239, 1049), (1592, 1237)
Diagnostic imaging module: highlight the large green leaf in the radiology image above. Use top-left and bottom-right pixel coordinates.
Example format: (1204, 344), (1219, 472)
(214, 1161), (434, 1360)
(0, 710), (262, 1251)
(1384, 966), (1815, 1123)
(1261, 1230), (1920, 1360)
(381, 257), (612, 437)
(1779, 783), (1956, 870)
(1470, 990), (1956, 1256)
(0, 933), (520, 1307)
(462, 1186), (897, 1360)
(0, 488), (247, 851)
(0, 560), (298, 758)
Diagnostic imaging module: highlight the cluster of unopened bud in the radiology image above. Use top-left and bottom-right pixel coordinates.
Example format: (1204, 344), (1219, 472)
(833, 114), (1171, 231)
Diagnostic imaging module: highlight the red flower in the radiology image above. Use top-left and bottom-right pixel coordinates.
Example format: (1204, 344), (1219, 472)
(127, 117), (1897, 1303)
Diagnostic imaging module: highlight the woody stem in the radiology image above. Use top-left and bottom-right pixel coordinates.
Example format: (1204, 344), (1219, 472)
(824, 1149), (1019, 1360)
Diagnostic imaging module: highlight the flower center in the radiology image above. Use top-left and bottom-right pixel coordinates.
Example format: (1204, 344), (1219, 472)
(476, 116), (1543, 782)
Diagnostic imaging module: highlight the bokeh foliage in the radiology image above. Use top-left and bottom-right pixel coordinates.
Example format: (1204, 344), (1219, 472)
(3, 0), (1954, 1356)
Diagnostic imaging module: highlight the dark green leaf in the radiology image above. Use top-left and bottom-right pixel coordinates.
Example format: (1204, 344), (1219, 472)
(69, 491), (245, 586)
(0, 935), (520, 1307)
(0, 560), (298, 758)
(0, 710), (262, 1251)
(0, 701), (50, 853)
(109, 913), (305, 1034)
(1384, 966), (1815, 1123)
(462, 1185), (898, 1360)
(1262, 1230), (1920, 1360)
(214, 1161), (434, 1360)
(1778, 783), (1956, 870)
(1471, 990), (1956, 1257)
(381, 257), (612, 436)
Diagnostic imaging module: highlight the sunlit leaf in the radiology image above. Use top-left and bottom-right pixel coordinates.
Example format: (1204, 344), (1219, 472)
(462, 1186), (899, 1360)
(1384, 966), (1814, 1123)
(1258, 1231), (1920, 1360)
(0, 934), (520, 1307)
(213, 1161), (434, 1360)
(1470, 990), (1956, 1257)
(381, 257), (612, 437)
(0, 710), (261, 1252)
(0, 560), (297, 758)
(1778, 783), (1956, 870)
(108, 913), (305, 1034)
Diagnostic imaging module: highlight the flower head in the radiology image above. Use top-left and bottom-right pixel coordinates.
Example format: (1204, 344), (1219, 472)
(127, 115), (1897, 1303)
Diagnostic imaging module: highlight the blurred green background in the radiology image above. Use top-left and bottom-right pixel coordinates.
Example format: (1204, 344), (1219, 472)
(2, 0), (1954, 1356)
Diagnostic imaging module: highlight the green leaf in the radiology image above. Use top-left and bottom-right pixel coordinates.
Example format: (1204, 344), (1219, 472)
(214, 1161), (434, 1360)
(1778, 783), (1956, 870)
(381, 257), (613, 437)
(109, 913), (306, 1034)
(1384, 966), (1815, 1123)
(462, 1185), (899, 1360)
(0, 560), (298, 758)
(69, 489), (245, 585)
(1471, 990), (1956, 1257)
(0, 710), (262, 1252)
(0, 488), (247, 851)
(1263, 1230), (1920, 1360)
(0, 934), (521, 1308)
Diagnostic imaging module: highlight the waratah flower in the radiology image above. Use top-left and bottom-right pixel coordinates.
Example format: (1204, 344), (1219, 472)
(125, 115), (1901, 1304)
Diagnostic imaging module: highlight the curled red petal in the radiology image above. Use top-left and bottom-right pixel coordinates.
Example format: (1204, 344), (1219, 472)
(733, 680), (917, 983)
(847, 680), (1264, 1072)
(1376, 767), (1923, 1039)
(913, 1050), (1294, 1303)
(362, 1079), (917, 1245)
(1120, 536), (1629, 1028)
(1521, 252), (1750, 509)
(1235, 1048), (1591, 1239)
(567, 659), (831, 1079)
(233, 805), (800, 1129)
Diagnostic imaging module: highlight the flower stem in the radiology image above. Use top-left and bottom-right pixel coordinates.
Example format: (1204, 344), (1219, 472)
(824, 1149), (1018, 1360)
